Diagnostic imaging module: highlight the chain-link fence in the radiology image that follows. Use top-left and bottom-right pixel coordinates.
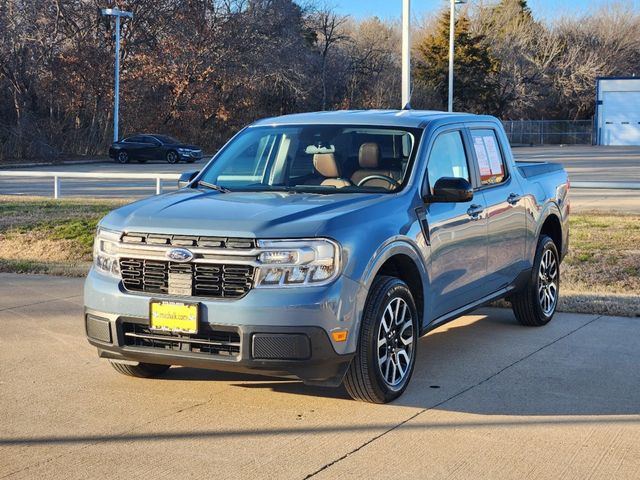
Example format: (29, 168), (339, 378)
(502, 120), (594, 146)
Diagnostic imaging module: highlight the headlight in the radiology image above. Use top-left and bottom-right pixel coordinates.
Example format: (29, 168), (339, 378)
(255, 239), (341, 287)
(93, 227), (121, 277)
(177, 148), (189, 154)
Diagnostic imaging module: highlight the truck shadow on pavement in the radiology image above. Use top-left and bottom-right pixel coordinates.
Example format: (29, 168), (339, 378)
(160, 308), (640, 416)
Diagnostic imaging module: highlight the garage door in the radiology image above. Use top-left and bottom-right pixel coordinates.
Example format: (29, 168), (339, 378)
(602, 91), (640, 146)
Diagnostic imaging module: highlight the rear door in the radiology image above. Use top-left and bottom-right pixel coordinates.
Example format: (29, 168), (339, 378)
(468, 126), (527, 292)
(123, 135), (147, 160)
(423, 127), (489, 321)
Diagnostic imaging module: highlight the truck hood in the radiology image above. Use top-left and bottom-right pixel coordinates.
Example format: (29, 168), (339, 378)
(100, 189), (388, 238)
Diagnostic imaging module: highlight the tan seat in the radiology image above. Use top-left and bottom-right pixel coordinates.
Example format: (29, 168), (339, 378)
(351, 143), (402, 188)
(313, 153), (351, 188)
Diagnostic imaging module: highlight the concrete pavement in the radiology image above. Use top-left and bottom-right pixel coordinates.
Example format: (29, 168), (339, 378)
(0, 273), (638, 479)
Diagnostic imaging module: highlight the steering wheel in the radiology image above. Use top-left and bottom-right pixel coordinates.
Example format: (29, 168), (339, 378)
(357, 174), (399, 189)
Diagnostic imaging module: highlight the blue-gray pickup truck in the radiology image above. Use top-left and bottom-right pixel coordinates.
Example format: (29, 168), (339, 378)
(84, 110), (569, 403)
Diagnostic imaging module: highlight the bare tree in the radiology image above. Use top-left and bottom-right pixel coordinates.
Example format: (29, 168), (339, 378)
(308, 3), (349, 110)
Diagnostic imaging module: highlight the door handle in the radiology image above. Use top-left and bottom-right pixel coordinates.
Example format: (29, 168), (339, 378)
(466, 204), (484, 220)
(507, 193), (521, 205)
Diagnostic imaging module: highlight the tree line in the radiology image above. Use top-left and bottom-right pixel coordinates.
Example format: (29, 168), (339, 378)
(1, 0), (639, 162)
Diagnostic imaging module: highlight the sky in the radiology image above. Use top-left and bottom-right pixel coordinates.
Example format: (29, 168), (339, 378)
(333, 0), (640, 22)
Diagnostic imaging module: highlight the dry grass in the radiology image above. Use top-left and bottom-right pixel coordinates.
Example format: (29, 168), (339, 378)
(0, 198), (638, 316)
(562, 214), (640, 296)
(0, 197), (125, 276)
(555, 213), (640, 317)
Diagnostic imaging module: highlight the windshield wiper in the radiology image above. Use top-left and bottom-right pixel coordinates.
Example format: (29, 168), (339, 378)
(196, 180), (230, 193)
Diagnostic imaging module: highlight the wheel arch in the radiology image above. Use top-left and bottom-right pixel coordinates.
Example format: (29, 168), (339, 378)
(538, 212), (562, 258)
(358, 240), (428, 330)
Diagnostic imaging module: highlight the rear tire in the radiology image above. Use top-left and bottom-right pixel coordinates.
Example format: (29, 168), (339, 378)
(109, 360), (170, 378)
(117, 150), (129, 164)
(511, 235), (560, 326)
(344, 276), (418, 403)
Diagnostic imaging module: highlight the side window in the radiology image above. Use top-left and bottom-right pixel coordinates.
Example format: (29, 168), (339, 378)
(470, 129), (507, 186)
(426, 131), (470, 192)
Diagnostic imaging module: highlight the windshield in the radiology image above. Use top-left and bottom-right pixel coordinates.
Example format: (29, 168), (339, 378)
(197, 125), (421, 193)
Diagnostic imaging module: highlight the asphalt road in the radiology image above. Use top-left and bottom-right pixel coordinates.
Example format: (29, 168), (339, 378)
(514, 145), (640, 183)
(0, 146), (639, 212)
(1, 274), (639, 479)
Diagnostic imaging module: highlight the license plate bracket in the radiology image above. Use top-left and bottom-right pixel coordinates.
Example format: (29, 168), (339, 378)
(149, 300), (199, 334)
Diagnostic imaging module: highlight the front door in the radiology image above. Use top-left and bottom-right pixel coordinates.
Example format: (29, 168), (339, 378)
(423, 129), (489, 321)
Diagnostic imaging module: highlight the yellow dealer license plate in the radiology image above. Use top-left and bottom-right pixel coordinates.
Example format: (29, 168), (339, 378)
(149, 300), (199, 334)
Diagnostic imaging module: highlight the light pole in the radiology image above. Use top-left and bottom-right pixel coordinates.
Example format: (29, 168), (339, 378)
(448, 0), (466, 112)
(100, 8), (133, 143)
(401, 0), (411, 109)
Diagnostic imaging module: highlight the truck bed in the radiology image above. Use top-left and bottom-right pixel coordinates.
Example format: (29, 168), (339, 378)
(515, 161), (564, 178)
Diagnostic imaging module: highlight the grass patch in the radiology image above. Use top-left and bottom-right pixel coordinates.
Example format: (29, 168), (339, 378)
(563, 214), (640, 297)
(0, 197), (126, 275)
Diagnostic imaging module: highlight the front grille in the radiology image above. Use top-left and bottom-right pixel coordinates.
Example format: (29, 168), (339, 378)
(120, 258), (254, 298)
(122, 322), (240, 357)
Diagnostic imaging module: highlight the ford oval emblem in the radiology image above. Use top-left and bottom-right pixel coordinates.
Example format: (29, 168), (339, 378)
(166, 248), (194, 263)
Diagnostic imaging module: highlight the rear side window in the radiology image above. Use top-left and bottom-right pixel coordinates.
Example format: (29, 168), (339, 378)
(470, 129), (507, 186)
(426, 131), (470, 192)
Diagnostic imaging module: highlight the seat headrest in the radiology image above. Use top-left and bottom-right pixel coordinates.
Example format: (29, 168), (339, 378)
(313, 153), (340, 178)
(359, 143), (380, 169)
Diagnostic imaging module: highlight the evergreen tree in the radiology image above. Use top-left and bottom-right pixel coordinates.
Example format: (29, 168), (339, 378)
(415, 10), (499, 114)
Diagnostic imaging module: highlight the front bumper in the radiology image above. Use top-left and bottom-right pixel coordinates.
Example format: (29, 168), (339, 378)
(84, 268), (363, 385)
(177, 151), (203, 161)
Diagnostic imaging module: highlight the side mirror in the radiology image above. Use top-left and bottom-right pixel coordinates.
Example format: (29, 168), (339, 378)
(425, 177), (473, 203)
(178, 170), (199, 188)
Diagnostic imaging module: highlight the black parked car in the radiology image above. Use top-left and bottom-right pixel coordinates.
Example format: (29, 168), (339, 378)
(109, 134), (203, 164)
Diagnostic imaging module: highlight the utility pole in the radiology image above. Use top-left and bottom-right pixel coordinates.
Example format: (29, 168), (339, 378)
(448, 0), (467, 112)
(100, 8), (133, 143)
(401, 0), (411, 109)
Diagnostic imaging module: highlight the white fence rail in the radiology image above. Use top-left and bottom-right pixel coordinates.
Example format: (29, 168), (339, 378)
(0, 171), (181, 198)
(0, 171), (639, 199)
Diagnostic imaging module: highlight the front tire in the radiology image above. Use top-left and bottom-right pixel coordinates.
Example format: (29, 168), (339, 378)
(109, 360), (170, 378)
(344, 276), (418, 403)
(166, 150), (179, 164)
(511, 235), (560, 326)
